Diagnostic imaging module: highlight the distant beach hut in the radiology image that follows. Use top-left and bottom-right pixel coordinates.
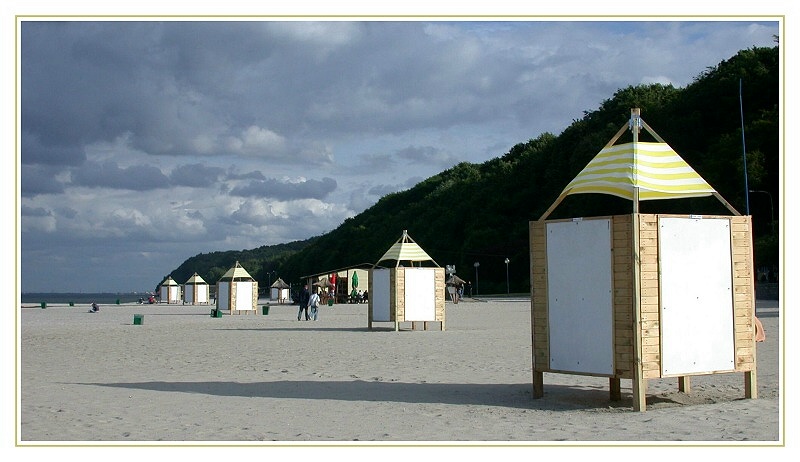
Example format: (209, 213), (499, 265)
(369, 230), (445, 331)
(270, 278), (290, 304)
(183, 272), (210, 305)
(159, 276), (181, 304)
(216, 261), (258, 314)
(531, 108), (758, 411)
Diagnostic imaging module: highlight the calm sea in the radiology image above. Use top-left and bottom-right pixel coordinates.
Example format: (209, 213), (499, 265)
(20, 292), (151, 305)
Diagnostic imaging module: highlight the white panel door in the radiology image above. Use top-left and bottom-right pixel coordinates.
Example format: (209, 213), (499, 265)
(235, 281), (254, 311)
(546, 219), (614, 375)
(659, 217), (735, 375)
(371, 269), (391, 321)
(404, 268), (436, 321)
(217, 282), (229, 309)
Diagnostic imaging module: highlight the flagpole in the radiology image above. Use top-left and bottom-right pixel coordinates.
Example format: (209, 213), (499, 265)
(740, 78), (750, 215)
(631, 108), (641, 213)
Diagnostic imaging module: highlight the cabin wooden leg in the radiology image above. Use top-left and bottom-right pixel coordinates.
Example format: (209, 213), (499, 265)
(745, 370), (758, 399)
(610, 377), (621, 401)
(532, 370), (544, 398)
(678, 376), (691, 393)
(632, 377), (647, 412)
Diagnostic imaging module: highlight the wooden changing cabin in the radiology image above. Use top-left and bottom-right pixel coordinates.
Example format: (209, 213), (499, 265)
(368, 230), (446, 331)
(159, 276), (181, 304)
(216, 261), (259, 315)
(183, 272), (210, 305)
(530, 109), (758, 411)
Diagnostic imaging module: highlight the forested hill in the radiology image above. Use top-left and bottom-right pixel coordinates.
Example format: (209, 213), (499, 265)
(169, 46), (779, 294)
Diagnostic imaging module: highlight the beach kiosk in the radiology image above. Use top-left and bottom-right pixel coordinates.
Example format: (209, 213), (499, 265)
(159, 276), (181, 304)
(216, 261), (259, 315)
(183, 272), (210, 305)
(368, 230), (446, 331)
(270, 278), (290, 304)
(530, 108), (759, 411)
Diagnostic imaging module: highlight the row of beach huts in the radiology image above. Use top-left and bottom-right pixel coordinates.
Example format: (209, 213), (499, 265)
(156, 228), (447, 332)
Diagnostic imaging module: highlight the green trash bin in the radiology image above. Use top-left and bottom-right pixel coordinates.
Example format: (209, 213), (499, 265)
(69, 302), (74, 307)
(133, 314), (144, 325)
(211, 309), (223, 318)
(262, 305), (270, 315)
(40, 302), (46, 309)
(116, 299), (121, 305)
(327, 299), (334, 306)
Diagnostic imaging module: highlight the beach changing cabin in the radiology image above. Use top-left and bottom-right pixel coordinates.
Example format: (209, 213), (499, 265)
(530, 109), (759, 411)
(270, 278), (290, 303)
(183, 272), (210, 305)
(369, 230), (446, 331)
(159, 276), (181, 304)
(216, 261), (258, 314)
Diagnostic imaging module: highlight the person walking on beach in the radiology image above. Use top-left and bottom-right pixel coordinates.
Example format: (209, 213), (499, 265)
(297, 284), (311, 321)
(309, 289), (321, 321)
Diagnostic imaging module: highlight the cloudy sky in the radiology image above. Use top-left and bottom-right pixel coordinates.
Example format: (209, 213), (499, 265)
(14, 12), (782, 293)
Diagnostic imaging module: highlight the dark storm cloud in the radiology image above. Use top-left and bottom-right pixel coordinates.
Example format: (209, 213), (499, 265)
(170, 163), (225, 187)
(55, 206), (79, 219)
(21, 132), (86, 166)
(20, 165), (66, 197)
(230, 177), (337, 200)
(20, 205), (52, 217)
(71, 161), (170, 190)
(225, 169), (266, 181)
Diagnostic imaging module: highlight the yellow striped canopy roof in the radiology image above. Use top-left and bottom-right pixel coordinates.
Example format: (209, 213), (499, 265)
(562, 141), (716, 201)
(184, 272), (207, 285)
(378, 242), (434, 263)
(376, 230), (439, 267)
(218, 261), (255, 281)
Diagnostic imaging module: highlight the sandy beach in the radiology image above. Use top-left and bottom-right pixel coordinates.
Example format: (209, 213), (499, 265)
(16, 297), (781, 446)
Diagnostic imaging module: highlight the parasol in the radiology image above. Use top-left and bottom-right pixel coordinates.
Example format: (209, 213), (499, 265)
(446, 275), (466, 285)
(313, 277), (332, 288)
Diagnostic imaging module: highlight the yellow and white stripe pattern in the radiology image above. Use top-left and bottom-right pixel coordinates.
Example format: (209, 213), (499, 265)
(378, 242), (434, 263)
(561, 142), (716, 201)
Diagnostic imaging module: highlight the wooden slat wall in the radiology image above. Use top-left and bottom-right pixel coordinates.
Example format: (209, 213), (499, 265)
(612, 215), (635, 379)
(637, 214), (662, 379)
(434, 267), (446, 323)
(393, 267), (403, 322)
(530, 221), (548, 372)
(731, 215), (756, 372)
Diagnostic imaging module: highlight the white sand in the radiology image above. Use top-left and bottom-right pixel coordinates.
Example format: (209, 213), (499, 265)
(16, 298), (781, 446)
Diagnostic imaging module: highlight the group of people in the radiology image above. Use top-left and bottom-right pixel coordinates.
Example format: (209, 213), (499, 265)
(296, 283), (370, 320)
(296, 284), (321, 321)
(349, 289), (368, 304)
